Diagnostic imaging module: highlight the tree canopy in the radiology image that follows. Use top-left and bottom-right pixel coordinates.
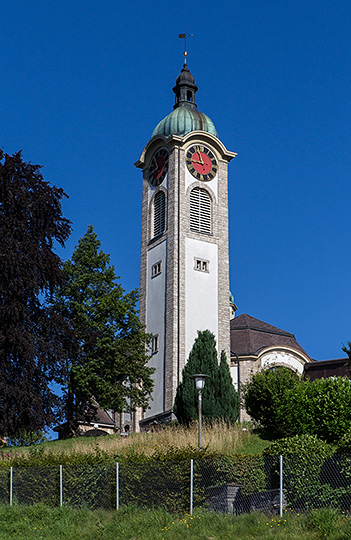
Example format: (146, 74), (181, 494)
(244, 367), (300, 436)
(173, 330), (239, 425)
(0, 150), (72, 437)
(51, 226), (154, 434)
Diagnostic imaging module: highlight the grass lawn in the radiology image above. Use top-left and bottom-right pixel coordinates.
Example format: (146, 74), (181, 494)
(0, 504), (350, 540)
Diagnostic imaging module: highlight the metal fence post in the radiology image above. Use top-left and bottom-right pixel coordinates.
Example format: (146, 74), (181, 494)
(60, 465), (63, 507)
(10, 466), (13, 506)
(279, 455), (283, 518)
(190, 459), (193, 516)
(116, 462), (119, 510)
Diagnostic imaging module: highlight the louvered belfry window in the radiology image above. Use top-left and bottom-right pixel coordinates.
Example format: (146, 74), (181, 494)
(190, 187), (212, 234)
(153, 191), (166, 237)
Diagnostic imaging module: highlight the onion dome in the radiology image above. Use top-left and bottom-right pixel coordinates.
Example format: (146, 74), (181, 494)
(152, 63), (218, 138)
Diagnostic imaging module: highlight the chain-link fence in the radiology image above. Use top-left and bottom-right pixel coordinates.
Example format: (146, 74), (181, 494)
(2, 455), (351, 514)
(283, 454), (351, 512)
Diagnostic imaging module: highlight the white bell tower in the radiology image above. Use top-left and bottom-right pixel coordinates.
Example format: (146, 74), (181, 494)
(135, 58), (236, 428)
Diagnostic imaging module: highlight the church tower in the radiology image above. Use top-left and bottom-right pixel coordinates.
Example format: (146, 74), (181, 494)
(135, 56), (236, 427)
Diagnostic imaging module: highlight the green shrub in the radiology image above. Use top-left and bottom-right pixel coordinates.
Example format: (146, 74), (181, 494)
(264, 435), (335, 510)
(335, 430), (351, 454)
(263, 434), (332, 457)
(243, 367), (300, 436)
(278, 377), (351, 442)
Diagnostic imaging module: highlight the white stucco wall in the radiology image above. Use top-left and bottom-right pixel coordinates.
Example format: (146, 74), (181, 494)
(146, 239), (167, 416)
(185, 237), (218, 362)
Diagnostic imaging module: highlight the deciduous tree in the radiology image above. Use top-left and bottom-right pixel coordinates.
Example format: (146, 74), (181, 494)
(0, 150), (72, 437)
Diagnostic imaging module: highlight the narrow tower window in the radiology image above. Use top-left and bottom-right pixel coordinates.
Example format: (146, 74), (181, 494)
(190, 187), (212, 234)
(152, 261), (162, 277)
(152, 335), (159, 354)
(194, 258), (210, 273)
(153, 191), (166, 238)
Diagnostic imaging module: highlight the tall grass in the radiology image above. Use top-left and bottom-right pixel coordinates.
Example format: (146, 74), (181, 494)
(11, 421), (269, 461)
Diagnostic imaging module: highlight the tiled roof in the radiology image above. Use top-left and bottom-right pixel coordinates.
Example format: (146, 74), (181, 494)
(230, 313), (310, 359)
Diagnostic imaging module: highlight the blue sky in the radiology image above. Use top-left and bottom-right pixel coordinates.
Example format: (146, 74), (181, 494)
(2, 0), (351, 364)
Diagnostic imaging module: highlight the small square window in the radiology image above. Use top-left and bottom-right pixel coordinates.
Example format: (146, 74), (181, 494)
(194, 258), (209, 273)
(152, 261), (162, 278)
(152, 335), (159, 354)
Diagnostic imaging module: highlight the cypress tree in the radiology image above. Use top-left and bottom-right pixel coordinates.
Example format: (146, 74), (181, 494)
(217, 350), (240, 424)
(174, 330), (239, 425)
(173, 330), (218, 425)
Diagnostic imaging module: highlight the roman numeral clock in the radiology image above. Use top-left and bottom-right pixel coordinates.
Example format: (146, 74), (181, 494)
(186, 145), (218, 181)
(135, 58), (236, 431)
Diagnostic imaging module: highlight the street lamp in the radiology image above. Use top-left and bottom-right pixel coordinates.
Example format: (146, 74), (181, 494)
(93, 423), (98, 444)
(191, 374), (209, 450)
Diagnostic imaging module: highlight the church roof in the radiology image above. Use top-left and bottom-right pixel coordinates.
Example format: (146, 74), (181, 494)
(230, 313), (310, 358)
(152, 63), (218, 138)
(152, 107), (218, 138)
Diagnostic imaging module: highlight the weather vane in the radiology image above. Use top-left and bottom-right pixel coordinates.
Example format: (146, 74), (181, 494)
(178, 26), (193, 65)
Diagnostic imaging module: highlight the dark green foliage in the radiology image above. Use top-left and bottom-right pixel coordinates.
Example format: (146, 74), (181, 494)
(51, 226), (154, 434)
(0, 150), (72, 438)
(217, 351), (240, 423)
(335, 430), (351, 454)
(264, 435), (336, 510)
(6, 430), (49, 447)
(263, 434), (332, 457)
(243, 367), (300, 435)
(245, 367), (351, 442)
(173, 331), (239, 425)
(173, 331), (218, 424)
(277, 377), (351, 442)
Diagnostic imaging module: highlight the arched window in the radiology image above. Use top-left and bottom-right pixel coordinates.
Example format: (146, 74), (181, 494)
(153, 191), (166, 238)
(190, 187), (212, 234)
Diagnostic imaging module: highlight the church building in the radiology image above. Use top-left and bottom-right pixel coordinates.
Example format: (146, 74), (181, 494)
(131, 50), (324, 430)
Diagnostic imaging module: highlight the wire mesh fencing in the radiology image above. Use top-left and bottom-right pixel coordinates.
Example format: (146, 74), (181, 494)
(193, 455), (280, 514)
(2, 455), (351, 514)
(282, 454), (351, 512)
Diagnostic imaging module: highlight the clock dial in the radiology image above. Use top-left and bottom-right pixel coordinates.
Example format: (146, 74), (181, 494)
(149, 148), (169, 187)
(186, 145), (218, 181)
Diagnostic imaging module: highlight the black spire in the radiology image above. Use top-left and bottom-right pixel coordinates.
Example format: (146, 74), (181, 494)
(172, 63), (198, 110)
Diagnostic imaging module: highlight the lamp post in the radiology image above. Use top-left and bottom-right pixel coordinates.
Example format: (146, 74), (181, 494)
(93, 423), (98, 444)
(191, 374), (209, 450)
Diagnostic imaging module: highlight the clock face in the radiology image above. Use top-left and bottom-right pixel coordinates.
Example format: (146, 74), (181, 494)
(186, 145), (218, 181)
(148, 148), (169, 187)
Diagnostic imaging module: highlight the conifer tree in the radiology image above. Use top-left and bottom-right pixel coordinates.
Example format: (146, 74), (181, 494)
(173, 330), (239, 425)
(52, 226), (154, 434)
(217, 350), (240, 423)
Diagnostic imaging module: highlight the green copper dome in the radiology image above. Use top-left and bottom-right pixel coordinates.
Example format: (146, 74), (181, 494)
(152, 107), (218, 138)
(152, 63), (218, 139)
